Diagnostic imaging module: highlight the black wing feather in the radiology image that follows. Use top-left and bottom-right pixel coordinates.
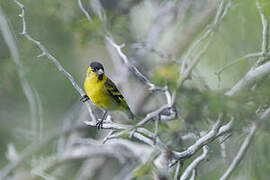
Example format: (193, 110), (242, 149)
(105, 78), (124, 104)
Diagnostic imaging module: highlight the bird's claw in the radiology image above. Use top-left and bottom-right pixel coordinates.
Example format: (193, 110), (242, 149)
(96, 120), (104, 129)
(80, 95), (89, 102)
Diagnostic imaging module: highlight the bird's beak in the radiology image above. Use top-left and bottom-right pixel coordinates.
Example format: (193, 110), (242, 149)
(96, 69), (104, 76)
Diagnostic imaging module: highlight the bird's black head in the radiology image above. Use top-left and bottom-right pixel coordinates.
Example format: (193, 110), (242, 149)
(89, 62), (104, 81)
(90, 62), (104, 72)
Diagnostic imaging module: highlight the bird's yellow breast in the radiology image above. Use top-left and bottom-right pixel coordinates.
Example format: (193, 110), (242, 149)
(84, 71), (117, 110)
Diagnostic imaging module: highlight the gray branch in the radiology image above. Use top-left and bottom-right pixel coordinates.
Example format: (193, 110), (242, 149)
(219, 123), (257, 180)
(78, 0), (91, 21)
(105, 36), (167, 92)
(225, 0), (269, 96)
(169, 114), (233, 167)
(0, 6), (40, 135)
(13, 0), (97, 123)
(0, 124), (87, 179)
(180, 146), (209, 180)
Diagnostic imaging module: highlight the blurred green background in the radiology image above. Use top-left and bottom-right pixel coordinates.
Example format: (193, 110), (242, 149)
(0, 0), (270, 179)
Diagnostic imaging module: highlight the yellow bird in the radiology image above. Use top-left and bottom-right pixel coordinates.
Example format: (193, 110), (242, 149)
(81, 62), (134, 127)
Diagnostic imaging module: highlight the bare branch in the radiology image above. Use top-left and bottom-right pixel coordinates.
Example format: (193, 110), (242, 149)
(190, 169), (196, 180)
(225, 60), (270, 96)
(78, 0), (91, 21)
(75, 158), (105, 180)
(216, 1), (269, 81)
(89, 0), (106, 22)
(86, 120), (169, 152)
(176, 0), (232, 92)
(13, 0), (96, 123)
(32, 143), (137, 175)
(219, 138), (227, 161)
(136, 104), (171, 127)
(173, 161), (181, 180)
(132, 0), (192, 63)
(225, 0), (269, 96)
(215, 52), (264, 76)
(257, 1), (268, 54)
(219, 123), (257, 180)
(259, 106), (270, 122)
(170, 114), (228, 167)
(105, 36), (167, 92)
(180, 0), (231, 79)
(219, 106), (270, 180)
(0, 124), (87, 179)
(178, 37), (212, 87)
(0, 6), (39, 135)
(180, 146), (209, 180)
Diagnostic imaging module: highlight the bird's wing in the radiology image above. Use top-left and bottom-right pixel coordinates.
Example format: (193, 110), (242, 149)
(104, 77), (125, 105)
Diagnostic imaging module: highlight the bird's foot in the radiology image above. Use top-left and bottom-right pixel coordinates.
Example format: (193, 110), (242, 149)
(80, 95), (89, 102)
(96, 120), (104, 129)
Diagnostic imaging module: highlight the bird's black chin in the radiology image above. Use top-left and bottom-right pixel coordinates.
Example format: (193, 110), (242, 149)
(97, 74), (104, 81)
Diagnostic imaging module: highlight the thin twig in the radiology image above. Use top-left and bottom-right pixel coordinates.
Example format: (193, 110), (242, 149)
(216, 1), (270, 81)
(220, 106), (270, 180)
(190, 169), (196, 180)
(180, 146), (209, 180)
(215, 52), (264, 76)
(0, 124), (87, 179)
(170, 114), (228, 167)
(225, 0), (269, 96)
(257, 1), (268, 54)
(219, 123), (257, 180)
(174, 161), (181, 180)
(0, 6), (39, 135)
(13, 0), (96, 123)
(78, 0), (91, 21)
(105, 36), (167, 92)
(225, 60), (270, 96)
(180, 0), (230, 78)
